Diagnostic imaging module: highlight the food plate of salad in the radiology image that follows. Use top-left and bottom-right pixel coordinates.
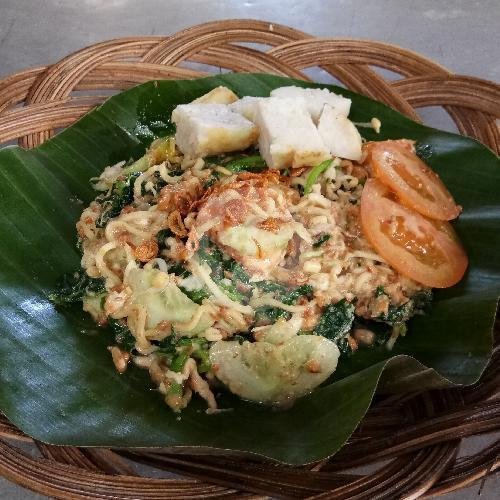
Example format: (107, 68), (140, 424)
(0, 74), (498, 464)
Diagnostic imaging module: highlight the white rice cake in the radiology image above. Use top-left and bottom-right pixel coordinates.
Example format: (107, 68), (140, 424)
(192, 86), (239, 104)
(317, 104), (362, 161)
(254, 97), (331, 169)
(230, 96), (263, 121)
(270, 86), (351, 122)
(172, 103), (259, 157)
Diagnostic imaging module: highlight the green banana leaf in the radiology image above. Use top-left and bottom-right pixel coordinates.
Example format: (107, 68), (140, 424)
(0, 74), (498, 465)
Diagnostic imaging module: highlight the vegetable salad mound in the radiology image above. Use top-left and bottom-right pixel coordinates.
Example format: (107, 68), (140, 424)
(50, 85), (467, 413)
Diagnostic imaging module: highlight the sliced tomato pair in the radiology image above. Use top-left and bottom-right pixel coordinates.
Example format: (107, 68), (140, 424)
(360, 179), (468, 288)
(364, 140), (461, 221)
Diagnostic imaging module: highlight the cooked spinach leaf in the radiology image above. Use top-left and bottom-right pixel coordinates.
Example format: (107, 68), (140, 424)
(254, 283), (313, 324)
(167, 262), (190, 279)
(313, 233), (331, 249)
(48, 269), (105, 305)
(109, 319), (136, 351)
(314, 299), (355, 342)
(179, 286), (210, 304)
(157, 336), (211, 373)
(383, 301), (414, 324)
(95, 172), (140, 228)
(156, 228), (173, 249)
(223, 155), (267, 173)
(197, 238), (225, 280)
(255, 306), (291, 324)
(281, 284), (314, 305)
(224, 260), (250, 285)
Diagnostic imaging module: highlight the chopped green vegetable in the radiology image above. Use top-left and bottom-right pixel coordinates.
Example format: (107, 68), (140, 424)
(255, 306), (290, 324)
(313, 233), (331, 249)
(156, 335), (177, 355)
(254, 281), (313, 304)
(108, 319), (136, 351)
(223, 155), (267, 173)
(157, 335), (211, 373)
(203, 153), (267, 187)
(304, 159), (333, 195)
(375, 285), (387, 297)
(280, 284), (314, 305)
(96, 172), (139, 227)
(203, 171), (221, 189)
(156, 229), (173, 250)
(314, 299), (355, 342)
(224, 260), (250, 285)
(170, 351), (190, 372)
(192, 347), (211, 373)
(337, 337), (354, 356)
(219, 282), (246, 303)
(254, 283), (313, 324)
(167, 381), (183, 396)
(197, 238), (251, 303)
(197, 238), (225, 280)
(48, 269), (105, 305)
(167, 262), (190, 279)
(179, 286), (210, 304)
(254, 280), (287, 294)
(383, 301), (414, 324)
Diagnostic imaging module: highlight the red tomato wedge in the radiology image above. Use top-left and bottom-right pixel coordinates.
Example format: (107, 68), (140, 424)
(365, 140), (461, 221)
(360, 179), (468, 288)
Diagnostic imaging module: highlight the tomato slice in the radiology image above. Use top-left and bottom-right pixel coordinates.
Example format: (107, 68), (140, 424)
(365, 140), (461, 221)
(360, 179), (468, 288)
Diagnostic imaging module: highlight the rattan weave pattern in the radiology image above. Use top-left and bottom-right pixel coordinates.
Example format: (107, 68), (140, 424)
(0, 19), (498, 499)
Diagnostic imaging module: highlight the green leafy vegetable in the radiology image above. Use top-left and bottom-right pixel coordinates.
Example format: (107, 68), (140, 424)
(225, 260), (250, 285)
(156, 229), (173, 249)
(314, 299), (355, 342)
(167, 262), (190, 279)
(96, 172), (139, 227)
(255, 306), (290, 324)
(179, 286), (210, 304)
(170, 351), (190, 372)
(223, 155), (267, 173)
(48, 269), (105, 305)
(197, 238), (250, 303)
(337, 337), (355, 356)
(203, 173), (220, 189)
(192, 345), (211, 373)
(383, 301), (414, 324)
(254, 280), (287, 294)
(313, 233), (331, 248)
(219, 282), (246, 303)
(157, 336), (211, 373)
(203, 153), (266, 187)
(197, 239), (225, 281)
(108, 319), (136, 351)
(281, 284), (314, 305)
(254, 283), (314, 323)
(167, 381), (183, 396)
(304, 159), (333, 195)
(380, 290), (432, 325)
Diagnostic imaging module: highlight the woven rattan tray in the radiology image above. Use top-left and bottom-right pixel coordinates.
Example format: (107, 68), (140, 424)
(0, 20), (498, 499)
